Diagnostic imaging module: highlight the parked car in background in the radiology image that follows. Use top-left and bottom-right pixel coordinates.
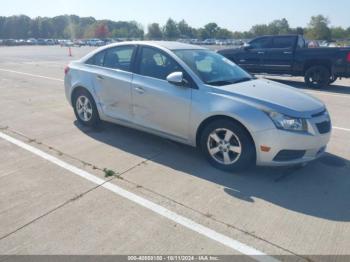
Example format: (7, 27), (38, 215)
(64, 41), (331, 171)
(3, 39), (16, 46)
(189, 39), (201, 45)
(60, 40), (74, 47)
(36, 39), (47, 45)
(26, 38), (38, 45)
(45, 39), (55, 45)
(87, 39), (105, 46)
(202, 39), (216, 45)
(218, 35), (350, 88)
(73, 40), (87, 47)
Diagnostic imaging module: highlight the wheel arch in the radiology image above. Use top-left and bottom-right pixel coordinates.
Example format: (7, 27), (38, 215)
(70, 85), (95, 105)
(303, 60), (332, 74)
(195, 115), (256, 152)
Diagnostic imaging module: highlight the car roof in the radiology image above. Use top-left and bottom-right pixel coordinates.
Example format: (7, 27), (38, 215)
(106, 41), (206, 51)
(80, 41), (207, 63)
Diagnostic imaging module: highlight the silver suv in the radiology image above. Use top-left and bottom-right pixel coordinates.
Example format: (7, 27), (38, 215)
(64, 41), (331, 171)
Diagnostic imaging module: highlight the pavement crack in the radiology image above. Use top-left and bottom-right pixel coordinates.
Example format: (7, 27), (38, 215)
(118, 169), (311, 261)
(3, 127), (164, 180)
(0, 184), (101, 242)
(3, 127), (110, 174)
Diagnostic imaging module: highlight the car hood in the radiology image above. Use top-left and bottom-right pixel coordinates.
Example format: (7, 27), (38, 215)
(210, 79), (325, 118)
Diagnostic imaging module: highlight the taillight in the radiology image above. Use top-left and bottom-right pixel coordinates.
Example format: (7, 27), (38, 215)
(347, 52), (350, 63)
(64, 66), (70, 75)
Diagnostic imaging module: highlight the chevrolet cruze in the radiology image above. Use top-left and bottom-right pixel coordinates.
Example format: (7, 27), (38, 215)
(64, 41), (331, 171)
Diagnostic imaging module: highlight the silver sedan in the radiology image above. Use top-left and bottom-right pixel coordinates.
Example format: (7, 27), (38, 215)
(64, 41), (331, 171)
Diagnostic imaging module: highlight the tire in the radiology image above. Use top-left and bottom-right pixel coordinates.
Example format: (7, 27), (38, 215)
(200, 119), (255, 172)
(304, 66), (330, 89)
(72, 89), (100, 127)
(328, 75), (338, 85)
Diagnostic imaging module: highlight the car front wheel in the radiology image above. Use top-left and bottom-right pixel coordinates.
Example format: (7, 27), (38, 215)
(200, 119), (255, 172)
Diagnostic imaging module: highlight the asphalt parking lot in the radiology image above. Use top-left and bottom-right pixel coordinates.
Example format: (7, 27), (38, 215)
(0, 45), (349, 261)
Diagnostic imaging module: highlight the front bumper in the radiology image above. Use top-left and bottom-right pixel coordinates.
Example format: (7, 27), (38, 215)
(253, 116), (331, 167)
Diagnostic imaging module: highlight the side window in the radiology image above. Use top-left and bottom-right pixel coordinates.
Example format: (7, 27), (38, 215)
(104, 46), (135, 71)
(250, 37), (271, 49)
(86, 51), (105, 66)
(138, 47), (182, 80)
(272, 37), (295, 49)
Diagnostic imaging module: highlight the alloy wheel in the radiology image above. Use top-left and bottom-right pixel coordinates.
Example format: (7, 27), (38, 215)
(207, 128), (242, 165)
(76, 95), (93, 122)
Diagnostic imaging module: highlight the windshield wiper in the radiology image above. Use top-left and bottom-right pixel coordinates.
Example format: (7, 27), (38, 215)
(207, 77), (255, 86)
(206, 80), (234, 86)
(231, 77), (254, 84)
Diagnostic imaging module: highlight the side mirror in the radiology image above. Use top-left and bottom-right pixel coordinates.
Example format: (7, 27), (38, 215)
(243, 44), (253, 51)
(166, 72), (187, 86)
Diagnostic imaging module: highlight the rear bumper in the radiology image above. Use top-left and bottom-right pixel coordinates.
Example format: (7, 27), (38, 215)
(333, 63), (350, 78)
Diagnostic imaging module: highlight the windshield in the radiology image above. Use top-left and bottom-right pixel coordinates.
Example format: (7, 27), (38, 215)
(174, 49), (254, 86)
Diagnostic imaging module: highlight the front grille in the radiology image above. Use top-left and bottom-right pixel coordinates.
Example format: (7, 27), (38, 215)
(273, 150), (306, 162)
(316, 121), (331, 134)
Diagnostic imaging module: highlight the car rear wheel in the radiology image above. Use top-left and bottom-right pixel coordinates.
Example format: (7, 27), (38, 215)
(304, 66), (330, 89)
(72, 89), (100, 127)
(200, 119), (255, 172)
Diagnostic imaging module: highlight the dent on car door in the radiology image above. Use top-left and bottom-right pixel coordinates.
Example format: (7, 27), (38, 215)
(132, 46), (192, 140)
(89, 46), (136, 121)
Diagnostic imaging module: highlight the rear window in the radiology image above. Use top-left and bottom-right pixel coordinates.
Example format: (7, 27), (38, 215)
(86, 51), (105, 66)
(86, 46), (135, 72)
(272, 37), (295, 49)
(104, 46), (135, 71)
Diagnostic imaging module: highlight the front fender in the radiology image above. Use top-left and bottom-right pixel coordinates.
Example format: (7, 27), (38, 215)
(189, 90), (275, 146)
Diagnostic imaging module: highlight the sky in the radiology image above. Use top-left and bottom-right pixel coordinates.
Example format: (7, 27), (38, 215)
(1, 0), (349, 31)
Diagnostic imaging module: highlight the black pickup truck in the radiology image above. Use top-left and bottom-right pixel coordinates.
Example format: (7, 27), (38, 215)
(218, 35), (350, 88)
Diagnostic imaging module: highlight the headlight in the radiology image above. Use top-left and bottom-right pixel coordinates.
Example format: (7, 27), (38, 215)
(267, 111), (308, 132)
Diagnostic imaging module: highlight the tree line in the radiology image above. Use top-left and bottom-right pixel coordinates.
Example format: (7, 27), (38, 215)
(0, 14), (349, 40)
(0, 15), (144, 39)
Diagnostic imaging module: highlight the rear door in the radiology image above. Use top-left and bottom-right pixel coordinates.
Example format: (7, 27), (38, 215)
(263, 36), (296, 73)
(237, 37), (272, 72)
(88, 45), (136, 121)
(131, 46), (192, 140)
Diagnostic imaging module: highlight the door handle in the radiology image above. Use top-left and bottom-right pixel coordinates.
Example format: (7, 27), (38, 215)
(96, 75), (104, 80)
(283, 51), (292, 54)
(257, 51), (265, 55)
(134, 86), (145, 94)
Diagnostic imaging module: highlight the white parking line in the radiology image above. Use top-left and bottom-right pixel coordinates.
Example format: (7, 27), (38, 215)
(334, 126), (350, 132)
(0, 131), (278, 262)
(0, 68), (63, 82)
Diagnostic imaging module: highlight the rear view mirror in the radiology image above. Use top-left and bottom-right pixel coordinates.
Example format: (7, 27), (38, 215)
(166, 72), (186, 86)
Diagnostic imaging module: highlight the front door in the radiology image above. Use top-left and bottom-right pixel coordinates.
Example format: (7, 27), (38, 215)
(263, 36), (295, 74)
(238, 37), (272, 73)
(132, 46), (192, 140)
